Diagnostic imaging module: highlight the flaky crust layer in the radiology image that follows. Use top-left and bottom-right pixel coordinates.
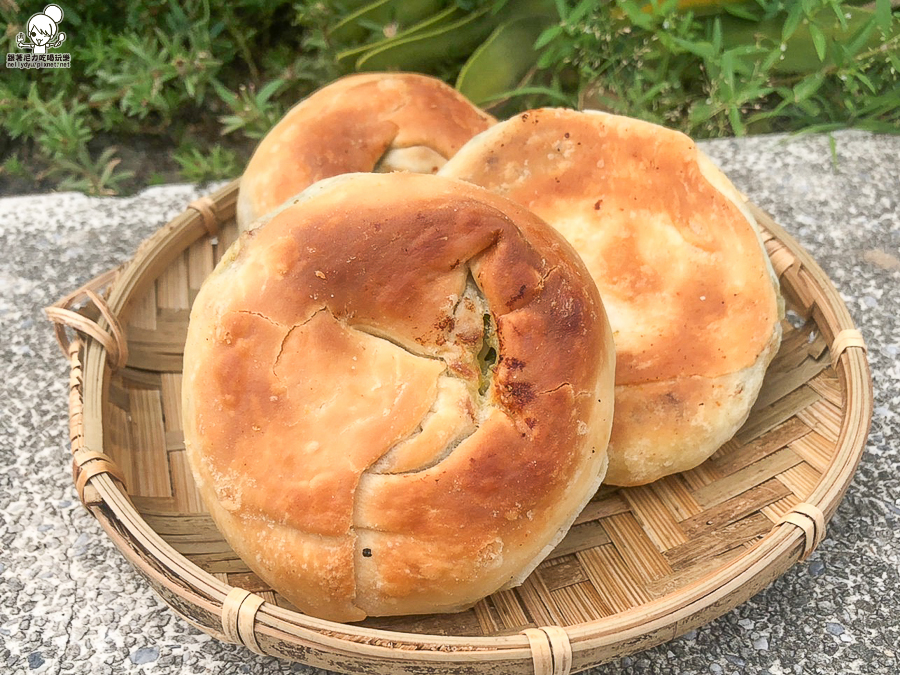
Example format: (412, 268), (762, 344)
(236, 73), (495, 229)
(440, 108), (783, 486)
(183, 173), (615, 621)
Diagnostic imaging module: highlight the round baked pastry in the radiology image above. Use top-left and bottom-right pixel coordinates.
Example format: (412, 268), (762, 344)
(236, 72), (495, 230)
(440, 108), (783, 486)
(183, 172), (615, 621)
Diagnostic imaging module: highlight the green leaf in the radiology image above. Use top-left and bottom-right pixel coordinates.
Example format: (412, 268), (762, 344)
(782, 2), (804, 42)
(728, 104), (745, 135)
(567, 0), (596, 25)
(792, 73), (825, 103)
(846, 13), (878, 58)
(554, 0), (568, 21)
(796, 97), (821, 116)
(853, 71), (878, 95)
(456, 16), (552, 105)
(720, 50), (735, 93)
(689, 101), (714, 125)
(668, 36), (717, 60)
(329, 0), (443, 45)
(476, 84), (576, 106)
(828, 133), (839, 170)
(809, 23), (826, 62)
(723, 4), (760, 21)
(257, 79), (285, 104)
(335, 6), (463, 69)
(355, 7), (494, 71)
(712, 17), (723, 54)
(534, 24), (563, 50)
(875, 0), (892, 35)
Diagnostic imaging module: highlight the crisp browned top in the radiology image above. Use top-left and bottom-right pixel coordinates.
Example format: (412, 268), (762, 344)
(440, 108), (780, 385)
(237, 73), (495, 226)
(183, 172), (615, 620)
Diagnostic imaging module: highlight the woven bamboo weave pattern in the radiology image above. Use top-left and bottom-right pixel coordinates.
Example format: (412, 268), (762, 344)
(97, 205), (852, 640)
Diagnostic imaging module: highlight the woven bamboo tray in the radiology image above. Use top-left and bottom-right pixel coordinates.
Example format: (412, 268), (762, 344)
(47, 179), (872, 675)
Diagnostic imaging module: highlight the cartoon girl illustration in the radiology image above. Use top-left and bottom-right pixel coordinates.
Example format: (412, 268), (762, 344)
(16, 4), (66, 55)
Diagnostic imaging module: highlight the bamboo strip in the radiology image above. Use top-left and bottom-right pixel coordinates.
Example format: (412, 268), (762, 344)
(473, 601), (501, 635)
(788, 431), (833, 473)
(258, 591), (278, 606)
(664, 514), (772, 569)
(128, 323), (188, 351)
(107, 381), (130, 412)
(165, 535), (236, 556)
(516, 576), (564, 627)
(547, 521), (611, 560)
(644, 546), (746, 599)
(550, 582), (606, 624)
(160, 374), (183, 433)
(189, 553), (253, 575)
(649, 476), (702, 521)
(491, 590), (530, 630)
(131, 495), (177, 512)
(188, 238), (215, 301)
(573, 494), (629, 525)
(128, 285), (157, 330)
(602, 514), (673, 581)
(736, 386), (820, 444)
(621, 485), (688, 551)
(157, 308), (190, 324)
(680, 479), (791, 537)
(118, 367), (162, 388)
(752, 354), (829, 410)
(808, 371), (842, 407)
(215, 221), (240, 263)
(713, 417), (810, 476)
(165, 430), (185, 452)
(679, 463), (722, 492)
(141, 512), (220, 536)
(692, 448), (803, 509)
(168, 450), (205, 513)
(103, 402), (135, 490)
(776, 463), (822, 501)
(761, 494), (801, 523)
(710, 438), (740, 463)
(536, 556), (588, 592)
(807, 331), (828, 360)
(796, 399), (843, 444)
(157, 252), (190, 310)
(127, 350), (184, 372)
(127, 389), (171, 498)
(576, 546), (652, 613)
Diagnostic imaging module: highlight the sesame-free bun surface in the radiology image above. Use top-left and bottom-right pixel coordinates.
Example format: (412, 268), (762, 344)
(183, 172), (615, 621)
(236, 73), (495, 229)
(441, 108), (783, 486)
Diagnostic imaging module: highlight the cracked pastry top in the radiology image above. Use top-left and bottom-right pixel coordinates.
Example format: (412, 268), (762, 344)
(440, 108), (783, 487)
(236, 72), (495, 230)
(182, 172), (615, 622)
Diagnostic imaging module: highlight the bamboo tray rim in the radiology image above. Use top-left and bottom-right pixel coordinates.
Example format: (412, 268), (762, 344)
(50, 178), (873, 672)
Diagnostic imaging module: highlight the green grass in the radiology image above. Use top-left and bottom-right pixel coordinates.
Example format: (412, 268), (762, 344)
(0, 0), (896, 195)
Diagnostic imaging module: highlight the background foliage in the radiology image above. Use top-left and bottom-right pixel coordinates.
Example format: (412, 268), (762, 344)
(0, 0), (897, 195)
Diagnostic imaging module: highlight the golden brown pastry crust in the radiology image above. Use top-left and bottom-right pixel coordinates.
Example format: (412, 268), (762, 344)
(183, 172), (615, 621)
(440, 108), (783, 486)
(236, 73), (495, 229)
